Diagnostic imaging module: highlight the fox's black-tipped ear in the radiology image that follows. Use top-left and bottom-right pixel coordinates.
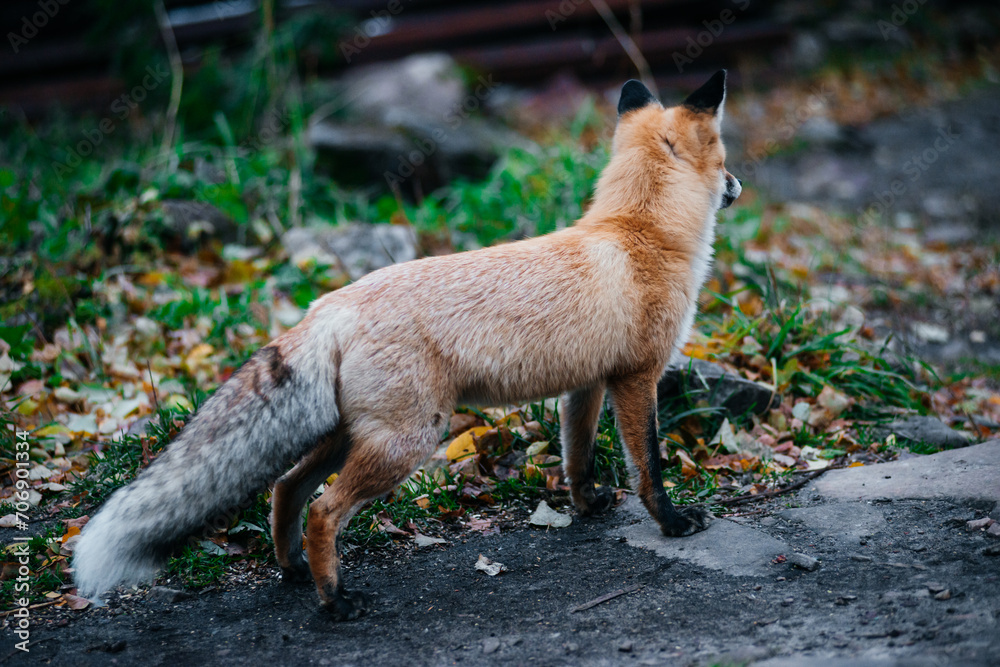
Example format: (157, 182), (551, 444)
(683, 69), (727, 115)
(618, 80), (658, 117)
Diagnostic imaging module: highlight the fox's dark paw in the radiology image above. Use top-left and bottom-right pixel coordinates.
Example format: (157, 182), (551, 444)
(322, 589), (372, 621)
(280, 555), (312, 583)
(660, 505), (711, 537)
(574, 484), (615, 517)
(589, 485), (615, 514)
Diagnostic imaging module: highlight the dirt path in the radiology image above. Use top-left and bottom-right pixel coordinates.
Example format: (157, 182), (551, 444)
(7, 442), (999, 666)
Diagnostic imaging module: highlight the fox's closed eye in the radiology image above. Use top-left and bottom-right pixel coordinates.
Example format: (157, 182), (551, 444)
(663, 137), (678, 156)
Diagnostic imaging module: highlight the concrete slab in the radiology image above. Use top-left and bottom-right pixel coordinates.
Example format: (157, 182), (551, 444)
(812, 440), (1000, 504)
(618, 498), (789, 577)
(778, 502), (887, 543)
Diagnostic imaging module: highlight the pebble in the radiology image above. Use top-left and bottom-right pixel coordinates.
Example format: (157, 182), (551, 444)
(482, 638), (500, 654)
(926, 582), (946, 593)
(851, 554), (873, 562)
(987, 524), (1000, 539)
(835, 595), (858, 605)
(934, 590), (952, 601)
(618, 640), (633, 653)
(967, 518), (995, 530)
(148, 587), (192, 603)
(788, 552), (821, 571)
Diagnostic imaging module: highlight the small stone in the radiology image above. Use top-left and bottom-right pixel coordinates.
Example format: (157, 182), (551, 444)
(926, 582), (946, 593)
(986, 524), (1000, 539)
(851, 554), (873, 562)
(781, 597), (795, 606)
(788, 552), (821, 571)
(934, 590), (951, 601)
(482, 638), (500, 654)
(835, 595), (858, 605)
(618, 640), (633, 653)
(967, 517), (995, 530)
(983, 545), (1000, 556)
(564, 642), (579, 654)
(148, 587), (191, 603)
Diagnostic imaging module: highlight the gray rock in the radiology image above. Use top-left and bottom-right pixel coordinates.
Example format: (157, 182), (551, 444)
(618, 497), (785, 578)
(282, 224), (417, 280)
(148, 586), (191, 603)
(160, 200), (237, 245)
(311, 53), (529, 193)
(341, 53), (466, 123)
(658, 357), (777, 417)
(812, 439), (1000, 504)
(871, 416), (972, 449)
(779, 503), (887, 543)
(787, 552), (820, 571)
(482, 637), (500, 654)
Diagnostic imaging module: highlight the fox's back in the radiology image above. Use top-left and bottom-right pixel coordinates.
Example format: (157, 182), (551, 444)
(313, 226), (684, 405)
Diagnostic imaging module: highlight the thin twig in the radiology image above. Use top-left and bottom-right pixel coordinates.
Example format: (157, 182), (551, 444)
(0, 598), (62, 617)
(571, 584), (641, 613)
(154, 0), (184, 161)
(588, 0), (657, 98)
(715, 468), (830, 507)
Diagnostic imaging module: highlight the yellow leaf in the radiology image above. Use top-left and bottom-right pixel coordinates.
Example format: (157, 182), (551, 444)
(414, 496), (431, 509)
(164, 394), (193, 412)
(35, 424), (72, 437)
(445, 426), (492, 462)
(848, 461), (864, 468)
(663, 480), (676, 488)
(137, 272), (165, 287)
(525, 440), (549, 459)
(494, 412), (523, 428)
(184, 343), (215, 372)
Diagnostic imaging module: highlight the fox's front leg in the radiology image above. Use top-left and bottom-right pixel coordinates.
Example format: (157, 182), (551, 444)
(561, 384), (614, 516)
(609, 373), (709, 536)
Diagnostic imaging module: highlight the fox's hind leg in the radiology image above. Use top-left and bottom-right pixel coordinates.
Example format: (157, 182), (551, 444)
(306, 418), (443, 620)
(271, 429), (349, 582)
(561, 383), (614, 516)
(609, 373), (709, 537)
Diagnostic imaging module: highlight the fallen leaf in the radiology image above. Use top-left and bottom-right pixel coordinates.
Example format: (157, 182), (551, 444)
(414, 532), (447, 547)
(467, 517), (499, 535)
(63, 594), (92, 611)
(445, 426), (492, 462)
(374, 511), (410, 537)
(474, 554), (508, 576)
(528, 500), (572, 528)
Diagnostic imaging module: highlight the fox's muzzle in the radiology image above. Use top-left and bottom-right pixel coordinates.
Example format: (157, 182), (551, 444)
(721, 174), (742, 209)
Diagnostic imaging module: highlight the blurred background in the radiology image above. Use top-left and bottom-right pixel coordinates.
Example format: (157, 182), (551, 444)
(0, 0), (999, 425)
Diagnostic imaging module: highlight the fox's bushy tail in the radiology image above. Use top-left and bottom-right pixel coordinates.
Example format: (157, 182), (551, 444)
(73, 341), (339, 598)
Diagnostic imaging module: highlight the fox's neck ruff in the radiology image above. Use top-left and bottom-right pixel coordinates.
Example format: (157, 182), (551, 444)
(586, 151), (716, 254)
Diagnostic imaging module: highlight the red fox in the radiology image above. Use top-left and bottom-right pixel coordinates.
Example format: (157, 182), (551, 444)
(73, 72), (742, 620)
